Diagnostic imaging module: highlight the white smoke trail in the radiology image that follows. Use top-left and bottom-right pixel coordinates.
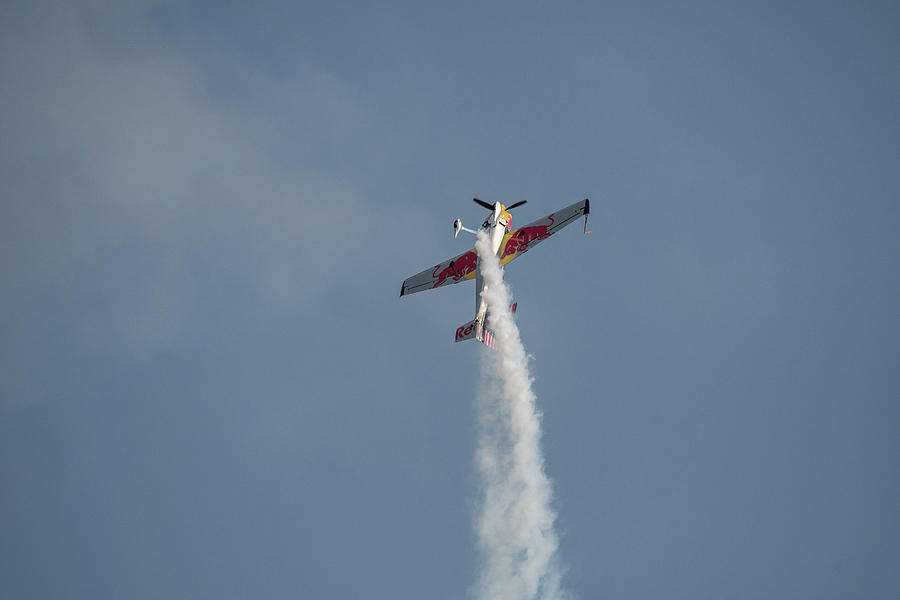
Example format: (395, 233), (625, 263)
(472, 230), (569, 600)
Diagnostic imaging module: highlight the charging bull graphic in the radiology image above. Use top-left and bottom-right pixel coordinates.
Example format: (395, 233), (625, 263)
(500, 213), (556, 261)
(432, 250), (478, 288)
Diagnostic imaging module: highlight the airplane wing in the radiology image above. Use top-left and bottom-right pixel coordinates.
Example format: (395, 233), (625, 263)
(499, 199), (589, 267)
(400, 248), (478, 296)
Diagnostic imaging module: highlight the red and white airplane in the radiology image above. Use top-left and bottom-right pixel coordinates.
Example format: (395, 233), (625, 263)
(400, 198), (590, 348)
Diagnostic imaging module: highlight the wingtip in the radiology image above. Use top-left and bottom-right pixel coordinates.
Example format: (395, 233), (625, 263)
(583, 199), (591, 235)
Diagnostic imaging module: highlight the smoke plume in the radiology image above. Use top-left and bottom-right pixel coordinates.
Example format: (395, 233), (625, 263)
(472, 230), (569, 600)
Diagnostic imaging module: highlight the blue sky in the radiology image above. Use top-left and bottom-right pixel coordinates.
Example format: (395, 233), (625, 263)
(2, 1), (899, 598)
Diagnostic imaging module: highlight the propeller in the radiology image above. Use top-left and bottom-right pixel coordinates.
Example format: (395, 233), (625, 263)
(473, 198), (527, 210)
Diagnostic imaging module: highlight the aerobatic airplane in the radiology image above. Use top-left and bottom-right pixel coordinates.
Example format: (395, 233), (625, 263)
(400, 198), (590, 348)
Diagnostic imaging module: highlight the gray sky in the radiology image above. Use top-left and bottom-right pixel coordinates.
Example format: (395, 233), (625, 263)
(2, 1), (899, 598)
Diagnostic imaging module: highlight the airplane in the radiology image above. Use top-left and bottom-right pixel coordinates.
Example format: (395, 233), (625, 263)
(400, 198), (590, 348)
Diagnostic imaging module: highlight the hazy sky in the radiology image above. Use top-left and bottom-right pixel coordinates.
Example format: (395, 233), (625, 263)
(2, 1), (899, 598)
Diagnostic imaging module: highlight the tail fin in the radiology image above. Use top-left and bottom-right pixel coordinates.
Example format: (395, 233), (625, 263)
(454, 303), (517, 348)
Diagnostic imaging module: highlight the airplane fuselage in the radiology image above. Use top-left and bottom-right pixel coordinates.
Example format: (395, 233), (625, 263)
(474, 204), (512, 340)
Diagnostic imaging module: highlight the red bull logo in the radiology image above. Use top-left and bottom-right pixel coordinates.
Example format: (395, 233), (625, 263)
(456, 322), (476, 341)
(500, 214), (555, 260)
(432, 250), (477, 288)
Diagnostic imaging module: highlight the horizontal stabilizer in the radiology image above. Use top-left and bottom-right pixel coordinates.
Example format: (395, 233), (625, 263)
(455, 317), (478, 343)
